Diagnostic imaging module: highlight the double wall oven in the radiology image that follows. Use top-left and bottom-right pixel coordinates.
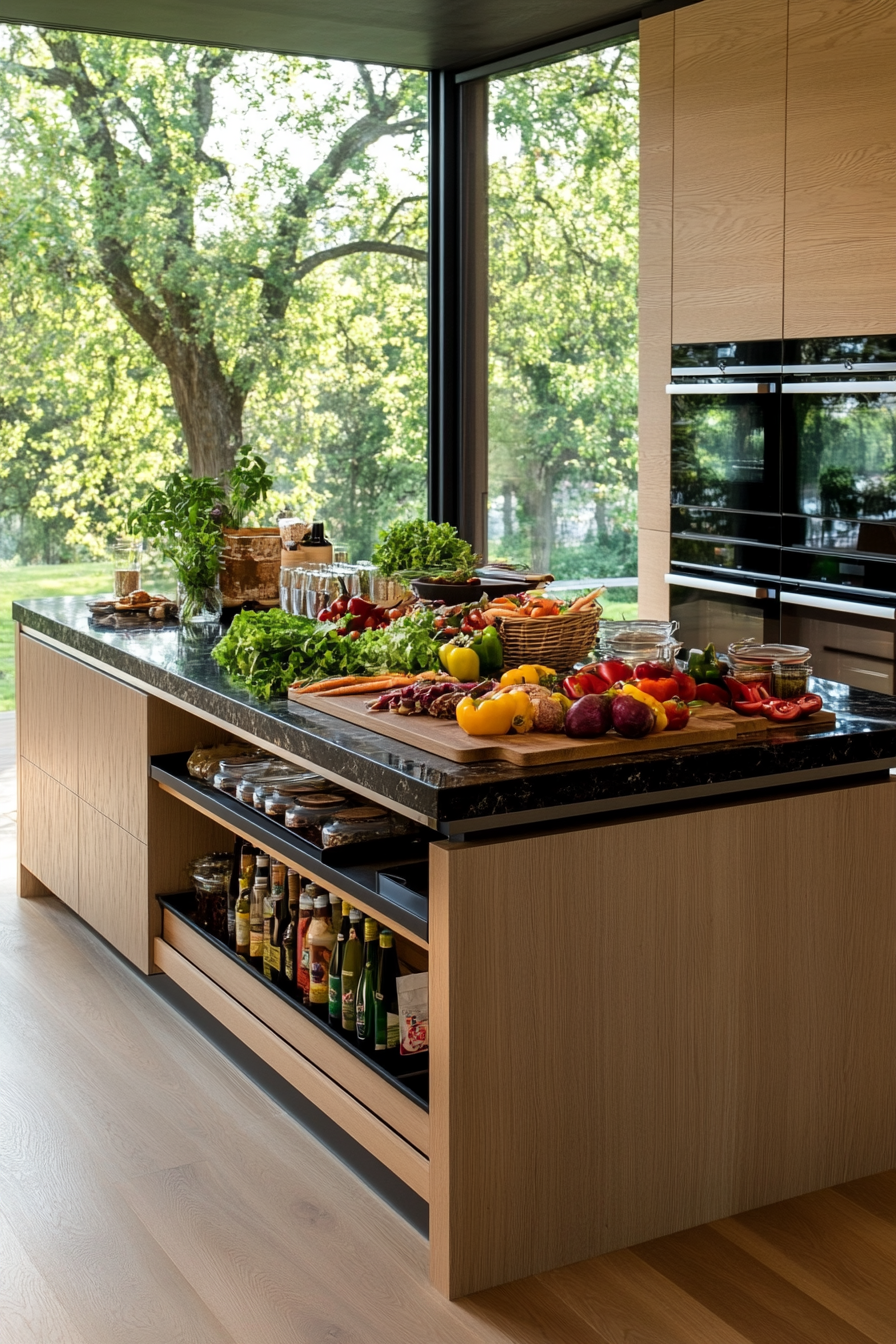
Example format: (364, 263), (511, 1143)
(666, 341), (782, 651)
(664, 334), (896, 692)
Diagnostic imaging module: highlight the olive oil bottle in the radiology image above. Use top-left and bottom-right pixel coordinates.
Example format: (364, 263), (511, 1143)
(264, 862), (286, 984)
(340, 906), (364, 1035)
(282, 871), (301, 995)
(329, 902), (351, 1029)
(355, 918), (379, 1055)
(235, 875), (251, 961)
(307, 890), (337, 1020)
(249, 856), (269, 970)
(374, 928), (400, 1058)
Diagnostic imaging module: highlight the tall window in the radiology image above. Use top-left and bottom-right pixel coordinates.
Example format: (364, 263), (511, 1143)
(0, 28), (428, 562)
(486, 40), (639, 586)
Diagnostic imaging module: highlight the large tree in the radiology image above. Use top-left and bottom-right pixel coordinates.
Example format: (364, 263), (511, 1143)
(0, 30), (427, 476)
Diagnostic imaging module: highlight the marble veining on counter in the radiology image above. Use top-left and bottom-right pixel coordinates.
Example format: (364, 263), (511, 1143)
(14, 595), (896, 830)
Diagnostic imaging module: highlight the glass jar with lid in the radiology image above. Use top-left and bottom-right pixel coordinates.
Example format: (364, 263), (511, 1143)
(772, 662), (813, 700)
(234, 762), (300, 806)
(252, 772), (326, 811)
(212, 757), (277, 795)
(189, 852), (232, 936)
(321, 806), (393, 849)
(728, 641), (810, 695)
(265, 782), (332, 819)
(284, 793), (350, 844)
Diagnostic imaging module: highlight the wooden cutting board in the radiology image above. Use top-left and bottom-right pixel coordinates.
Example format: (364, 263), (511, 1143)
(292, 690), (739, 765)
(690, 705), (837, 736)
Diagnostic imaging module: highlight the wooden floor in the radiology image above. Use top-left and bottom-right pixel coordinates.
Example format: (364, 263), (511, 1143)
(1, 720), (894, 1341)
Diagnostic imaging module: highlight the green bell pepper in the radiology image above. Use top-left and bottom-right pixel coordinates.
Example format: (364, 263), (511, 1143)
(472, 625), (503, 672)
(687, 642), (725, 684)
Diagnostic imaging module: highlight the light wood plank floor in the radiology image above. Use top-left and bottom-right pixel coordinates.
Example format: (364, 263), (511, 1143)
(1, 792), (893, 1335)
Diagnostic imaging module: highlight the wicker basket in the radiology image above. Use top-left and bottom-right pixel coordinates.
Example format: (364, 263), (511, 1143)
(496, 607), (601, 673)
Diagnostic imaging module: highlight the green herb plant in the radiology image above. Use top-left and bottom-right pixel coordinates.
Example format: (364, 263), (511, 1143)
(371, 519), (478, 579)
(223, 445), (274, 529)
(128, 471), (226, 618)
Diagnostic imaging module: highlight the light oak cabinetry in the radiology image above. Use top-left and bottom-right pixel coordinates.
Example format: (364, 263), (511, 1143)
(784, 0), (896, 337)
(16, 628), (229, 972)
(671, 0), (787, 343)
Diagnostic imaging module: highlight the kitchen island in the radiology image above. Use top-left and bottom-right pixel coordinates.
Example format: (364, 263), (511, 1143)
(14, 596), (896, 1298)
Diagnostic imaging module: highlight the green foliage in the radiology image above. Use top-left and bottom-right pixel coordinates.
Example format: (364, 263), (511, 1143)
(371, 519), (478, 578)
(211, 605), (440, 699)
(223, 445), (273, 529)
(128, 470), (225, 599)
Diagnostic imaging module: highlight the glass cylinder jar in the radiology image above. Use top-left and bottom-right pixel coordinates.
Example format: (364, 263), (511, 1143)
(265, 783), (331, 819)
(112, 536), (142, 599)
(728, 656), (775, 694)
(321, 806), (392, 848)
(284, 793), (350, 844)
(212, 757), (276, 796)
(772, 662), (813, 699)
(177, 575), (223, 625)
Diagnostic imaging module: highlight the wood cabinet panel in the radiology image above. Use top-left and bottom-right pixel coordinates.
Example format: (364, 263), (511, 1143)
(18, 759), (79, 910)
(637, 526), (671, 620)
(78, 800), (150, 973)
(638, 11), (675, 535)
(672, 0), (787, 342)
(16, 632), (81, 793)
(784, 0), (896, 337)
(78, 668), (148, 841)
(429, 780), (896, 1298)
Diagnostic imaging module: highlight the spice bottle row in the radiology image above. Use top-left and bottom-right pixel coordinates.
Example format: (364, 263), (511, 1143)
(189, 846), (428, 1070)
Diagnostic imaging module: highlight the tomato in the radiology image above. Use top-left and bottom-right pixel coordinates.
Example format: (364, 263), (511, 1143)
(634, 660), (672, 680)
(597, 659), (634, 685)
(671, 668), (697, 701)
(794, 693), (823, 717)
(693, 682), (730, 705)
(637, 675), (679, 703)
(662, 697), (690, 730)
(762, 698), (802, 722)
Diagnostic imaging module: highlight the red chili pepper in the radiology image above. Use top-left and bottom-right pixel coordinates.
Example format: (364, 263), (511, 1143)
(693, 682), (730, 705)
(794, 693), (823, 716)
(762, 699), (803, 722)
(662, 697), (690, 730)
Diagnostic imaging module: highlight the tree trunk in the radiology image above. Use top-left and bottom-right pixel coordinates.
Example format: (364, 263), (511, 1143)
(163, 340), (246, 478)
(529, 469), (555, 573)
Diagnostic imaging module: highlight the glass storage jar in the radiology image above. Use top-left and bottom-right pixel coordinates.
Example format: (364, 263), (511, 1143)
(252, 772), (326, 810)
(321, 806), (393, 849)
(284, 793), (350, 844)
(234, 763), (304, 806)
(728, 641), (810, 695)
(189, 852), (232, 936)
(265, 783), (332, 819)
(772, 662), (813, 699)
(212, 757), (276, 795)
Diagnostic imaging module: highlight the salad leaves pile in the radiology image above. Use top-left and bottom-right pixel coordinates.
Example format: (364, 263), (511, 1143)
(371, 519), (477, 578)
(211, 607), (442, 701)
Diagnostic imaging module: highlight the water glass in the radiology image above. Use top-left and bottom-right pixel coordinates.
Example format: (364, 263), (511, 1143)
(332, 545), (350, 564)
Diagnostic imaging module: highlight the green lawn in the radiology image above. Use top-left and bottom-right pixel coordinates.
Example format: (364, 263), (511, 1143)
(0, 562), (114, 710)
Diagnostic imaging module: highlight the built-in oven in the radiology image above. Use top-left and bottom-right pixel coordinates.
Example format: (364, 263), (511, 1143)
(665, 569), (780, 653)
(669, 340), (782, 516)
(780, 583), (896, 695)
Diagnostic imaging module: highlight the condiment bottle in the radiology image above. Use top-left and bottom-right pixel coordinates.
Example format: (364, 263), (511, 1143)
(307, 891), (337, 1020)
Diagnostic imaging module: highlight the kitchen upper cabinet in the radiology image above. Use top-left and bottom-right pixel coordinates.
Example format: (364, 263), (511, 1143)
(784, 0), (896, 337)
(671, 0), (787, 343)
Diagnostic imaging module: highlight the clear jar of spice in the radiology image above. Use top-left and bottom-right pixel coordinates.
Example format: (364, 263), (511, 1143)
(728, 641), (810, 695)
(252, 773), (325, 810)
(265, 783), (331, 819)
(212, 757), (276, 795)
(321, 806), (392, 848)
(235, 763), (299, 805)
(772, 662), (812, 699)
(284, 794), (349, 844)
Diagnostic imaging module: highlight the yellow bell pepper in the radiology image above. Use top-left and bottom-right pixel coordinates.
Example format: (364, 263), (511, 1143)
(504, 689), (535, 733)
(438, 642), (480, 681)
(619, 682), (667, 732)
(456, 694), (516, 736)
(499, 664), (556, 687)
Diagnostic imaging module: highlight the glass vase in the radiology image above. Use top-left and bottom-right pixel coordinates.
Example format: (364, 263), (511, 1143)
(177, 576), (223, 625)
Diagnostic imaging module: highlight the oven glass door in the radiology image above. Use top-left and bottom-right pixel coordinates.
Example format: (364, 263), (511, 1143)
(669, 574), (780, 652)
(671, 383), (780, 512)
(781, 590), (896, 694)
(782, 384), (896, 519)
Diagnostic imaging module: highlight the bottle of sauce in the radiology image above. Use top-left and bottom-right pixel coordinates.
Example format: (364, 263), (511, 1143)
(297, 883), (317, 1005)
(375, 928), (400, 1060)
(235, 874), (251, 961)
(307, 891), (337, 1020)
(340, 907), (364, 1035)
(249, 857), (269, 971)
(282, 872), (301, 995)
(355, 918), (379, 1056)
(264, 863), (286, 985)
(329, 902), (351, 1030)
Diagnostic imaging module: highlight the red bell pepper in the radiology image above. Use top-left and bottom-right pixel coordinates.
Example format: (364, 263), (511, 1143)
(637, 675), (679, 703)
(563, 671), (610, 700)
(662, 696), (690, 730)
(596, 659), (634, 685)
(794, 693), (823, 716)
(671, 668), (697, 701)
(693, 681), (730, 705)
(634, 660), (672, 680)
(762, 698), (803, 722)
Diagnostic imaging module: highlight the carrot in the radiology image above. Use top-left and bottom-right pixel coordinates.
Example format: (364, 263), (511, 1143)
(292, 675), (372, 694)
(568, 587), (606, 612)
(316, 677), (416, 696)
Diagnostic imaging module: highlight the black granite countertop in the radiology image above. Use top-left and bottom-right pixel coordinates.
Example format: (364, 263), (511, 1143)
(14, 595), (896, 833)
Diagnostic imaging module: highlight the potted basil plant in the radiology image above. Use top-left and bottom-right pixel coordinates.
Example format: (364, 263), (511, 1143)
(128, 472), (227, 624)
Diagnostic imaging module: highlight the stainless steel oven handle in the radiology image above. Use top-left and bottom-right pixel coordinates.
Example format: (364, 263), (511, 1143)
(782, 381), (896, 394)
(665, 573), (769, 600)
(781, 591), (896, 620)
(666, 383), (774, 395)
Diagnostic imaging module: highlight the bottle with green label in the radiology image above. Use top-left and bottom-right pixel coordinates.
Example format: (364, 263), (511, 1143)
(340, 906), (364, 1035)
(282, 871), (300, 995)
(374, 928), (400, 1059)
(307, 890), (337, 1019)
(329, 901), (351, 1029)
(235, 875), (251, 961)
(355, 917), (379, 1055)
